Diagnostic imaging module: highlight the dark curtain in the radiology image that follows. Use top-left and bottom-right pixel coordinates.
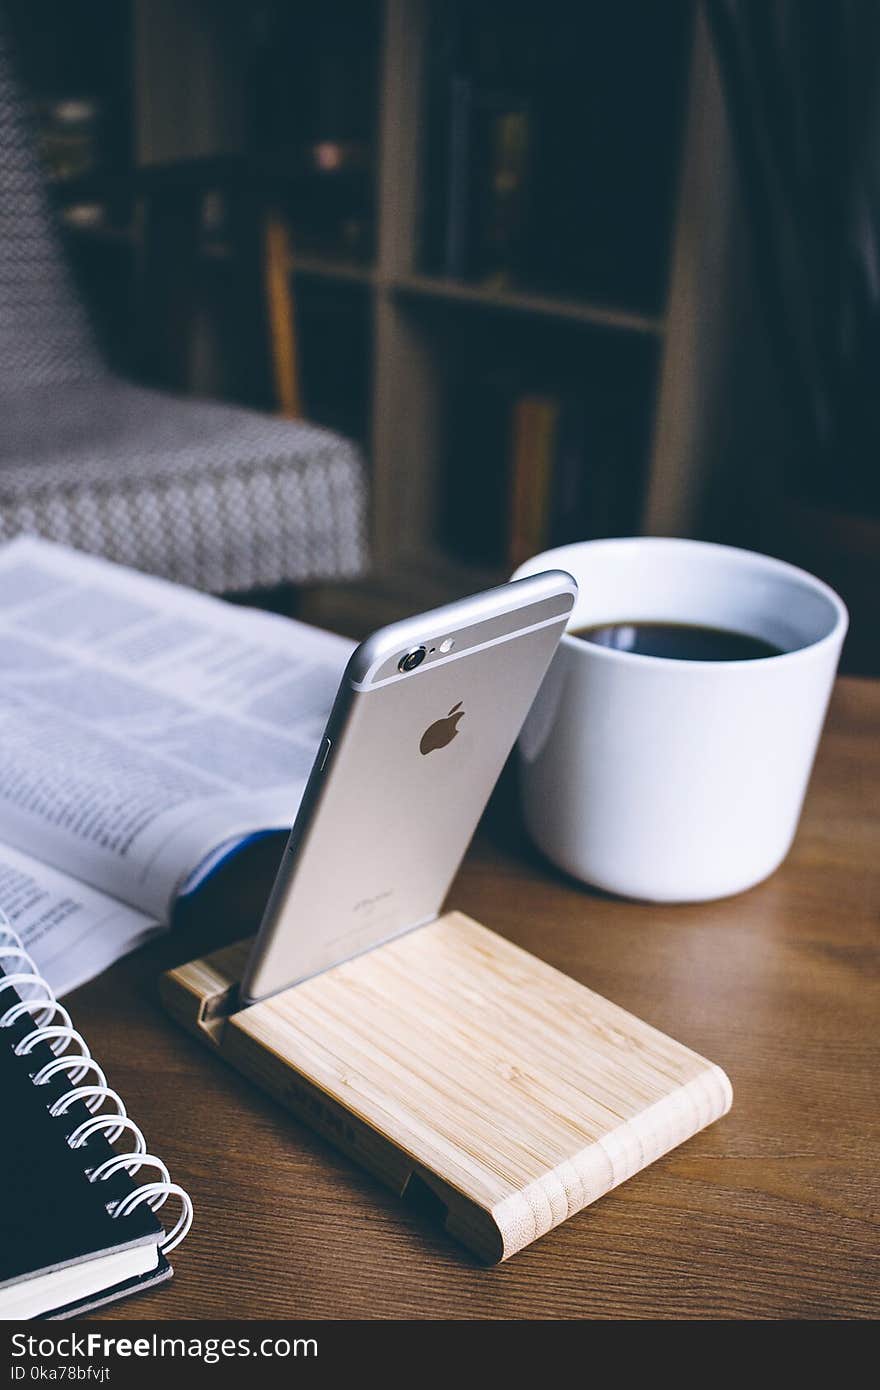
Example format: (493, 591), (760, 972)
(705, 0), (880, 516)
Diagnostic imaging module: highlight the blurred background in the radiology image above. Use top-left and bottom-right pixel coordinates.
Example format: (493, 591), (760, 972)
(2, 0), (878, 670)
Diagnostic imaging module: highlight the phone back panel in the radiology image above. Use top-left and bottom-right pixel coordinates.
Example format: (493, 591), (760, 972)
(242, 574), (575, 1000)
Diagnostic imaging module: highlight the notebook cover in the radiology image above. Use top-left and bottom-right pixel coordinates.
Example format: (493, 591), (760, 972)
(48, 1255), (173, 1321)
(0, 972), (164, 1301)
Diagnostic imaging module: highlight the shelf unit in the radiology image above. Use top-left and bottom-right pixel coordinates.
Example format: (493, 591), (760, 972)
(64, 0), (732, 618)
(352, 0), (728, 606)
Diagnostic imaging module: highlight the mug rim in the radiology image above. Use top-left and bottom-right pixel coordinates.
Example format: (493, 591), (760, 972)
(514, 536), (849, 672)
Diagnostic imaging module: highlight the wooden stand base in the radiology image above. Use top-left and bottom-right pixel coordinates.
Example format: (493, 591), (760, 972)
(161, 913), (732, 1262)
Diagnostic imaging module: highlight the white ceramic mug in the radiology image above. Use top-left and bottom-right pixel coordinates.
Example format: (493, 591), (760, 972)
(513, 538), (848, 902)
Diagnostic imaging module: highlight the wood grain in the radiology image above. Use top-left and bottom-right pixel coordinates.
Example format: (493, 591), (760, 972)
(68, 677), (879, 1318)
(160, 914), (730, 1263)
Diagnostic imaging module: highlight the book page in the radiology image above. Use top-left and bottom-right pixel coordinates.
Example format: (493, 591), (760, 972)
(0, 538), (354, 921)
(0, 843), (159, 997)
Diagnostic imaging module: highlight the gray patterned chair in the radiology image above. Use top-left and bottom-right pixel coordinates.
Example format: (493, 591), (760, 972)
(0, 24), (368, 593)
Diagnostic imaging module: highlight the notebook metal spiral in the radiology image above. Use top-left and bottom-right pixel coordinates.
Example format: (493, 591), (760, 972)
(0, 912), (192, 1255)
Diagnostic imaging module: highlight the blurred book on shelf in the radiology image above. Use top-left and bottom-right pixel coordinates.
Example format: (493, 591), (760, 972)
(443, 370), (513, 567)
(422, 0), (534, 284)
(442, 358), (654, 571)
(506, 390), (619, 566)
(444, 73), (472, 279)
(508, 395), (560, 568)
(421, 0), (690, 313)
(548, 396), (590, 548)
(474, 99), (531, 287)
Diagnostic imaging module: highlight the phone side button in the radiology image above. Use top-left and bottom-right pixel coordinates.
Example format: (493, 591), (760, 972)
(318, 736), (332, 772)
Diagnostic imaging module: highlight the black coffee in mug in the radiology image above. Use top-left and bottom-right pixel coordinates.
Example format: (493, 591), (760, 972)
(571, 620), (783, 662)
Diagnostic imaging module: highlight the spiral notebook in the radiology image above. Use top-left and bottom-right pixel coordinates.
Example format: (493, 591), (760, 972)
(0, 918), (192, 1320)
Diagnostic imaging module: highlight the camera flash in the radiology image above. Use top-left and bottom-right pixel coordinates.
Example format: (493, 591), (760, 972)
(439, 637), (454, 653)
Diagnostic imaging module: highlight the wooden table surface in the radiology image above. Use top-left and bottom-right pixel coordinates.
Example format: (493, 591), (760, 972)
(72, 677), (879, 1320)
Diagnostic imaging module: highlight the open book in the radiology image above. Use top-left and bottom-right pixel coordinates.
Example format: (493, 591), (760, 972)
(0, 537), (354, 995)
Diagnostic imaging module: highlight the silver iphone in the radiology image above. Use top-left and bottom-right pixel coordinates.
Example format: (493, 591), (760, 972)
(240, 570), (576, 1003)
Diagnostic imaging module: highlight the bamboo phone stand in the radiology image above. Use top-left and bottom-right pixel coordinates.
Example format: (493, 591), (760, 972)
(161, 913), (732, 1262)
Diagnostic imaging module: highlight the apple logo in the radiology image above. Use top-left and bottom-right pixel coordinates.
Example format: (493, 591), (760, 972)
(420, 701), (464, 755)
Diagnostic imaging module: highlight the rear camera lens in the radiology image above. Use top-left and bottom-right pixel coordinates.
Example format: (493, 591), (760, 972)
(398, 646), (426, 673)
